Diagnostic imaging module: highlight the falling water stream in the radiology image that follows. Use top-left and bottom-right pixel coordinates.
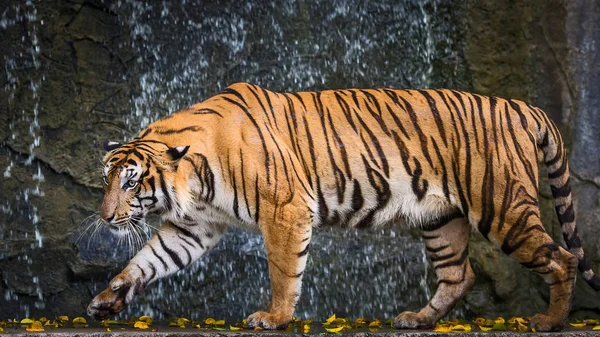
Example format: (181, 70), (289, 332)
(1, 0), (467, 322)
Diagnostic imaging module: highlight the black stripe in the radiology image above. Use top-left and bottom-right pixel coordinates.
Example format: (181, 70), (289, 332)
(158, 169), (172, 211)
(354, 109), (389, 177)
(239, 150), (253, 218)
(430, 137), (450, 201)
(546, 152), (562, 167)
(426, 244), (450, 254)
(430, 250), (460, 263)
(548, 156), (568, 180)
(171, 222), (205, 249)
(297, 244), (310, 257)
(254, 175), (261, 223)
(194, 107), (224, 117)
(434, 247), (469, 269)
(157, 232), (185, 270)
(246, 84), (274, 128)
(410, 158), (428, 201)
(500, 209), (540, 255)
(139, 128), (152, 138)
(221, 95), (271, 184)
(418, 90), (448, 147)
(150, 245), (168, 270)
(550, 179), (571, 198)
(334, 92), (358, 132)
(397, 94), (434, 169)
(153, 125), (201, 135)
(557, 203), (575, 225)
(147, 262), (157, 283)
(231, 167), (241, 220)
(351, 179), (364, 212)
(381, 89), (410, 138)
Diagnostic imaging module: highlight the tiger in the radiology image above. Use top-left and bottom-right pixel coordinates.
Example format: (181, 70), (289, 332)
(86, 82), (599, 331)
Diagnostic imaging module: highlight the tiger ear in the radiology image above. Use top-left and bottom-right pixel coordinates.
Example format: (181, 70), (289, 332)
(166, 145), (190, 161)
(103, 140), (121, 152)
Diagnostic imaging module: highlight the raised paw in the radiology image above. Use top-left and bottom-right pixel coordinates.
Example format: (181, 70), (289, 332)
(528, 314), (564, 332)
(87, 273), (143, 320)
(393, 311), (435, 329)
(246, 311), (291, 330)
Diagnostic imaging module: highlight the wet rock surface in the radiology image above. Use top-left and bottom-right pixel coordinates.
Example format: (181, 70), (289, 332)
(1, 0), (599, 322)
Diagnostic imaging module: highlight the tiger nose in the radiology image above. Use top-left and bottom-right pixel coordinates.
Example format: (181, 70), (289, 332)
(101, 213), (115, 222)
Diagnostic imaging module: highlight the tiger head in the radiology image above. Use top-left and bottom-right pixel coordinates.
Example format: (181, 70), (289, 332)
(99, 140), (189, 235)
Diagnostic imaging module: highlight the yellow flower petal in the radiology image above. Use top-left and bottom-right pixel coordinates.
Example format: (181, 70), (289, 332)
(57, 316), (69, 322)
(433, 325), (451, 332)
(73, 317), (88, 325)
(508, 317), (527, 324)
(369, 319), (382, 328)
(479, 326), (493, 332)
(516, 322), (528, 332)
(586, 319), (599, 325)
(134, 321), (150, 329)
(592, 325), (600, 331)
(494, 317), (505, 324)
(44, 320), (58, 327)
(177, 318), (191, 325)
(0, 327), (4, 333)
(325, 326), (344, 333)
(474, 317), (486, 326)
(254, 326), (263, 331)
(204, 318), (216, 325)
(229, 325), (242, 331)
(26, 321), (44, 332)
(20, 318), (34, 325)
(324, 314), (336, 325)
(139, 316), (153, 324)
(354, 318), (366, 325)
(215, 320), (225, 326)
(451, 324), (472, 332)
(569, 322), (586, 328)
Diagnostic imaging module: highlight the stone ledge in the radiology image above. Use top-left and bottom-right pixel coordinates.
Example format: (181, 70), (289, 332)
(2, 330), (598, 337)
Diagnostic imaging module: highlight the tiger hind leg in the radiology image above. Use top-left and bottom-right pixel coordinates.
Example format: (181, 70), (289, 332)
(489, 207), (577, 332)
(394, 213), (475, 329)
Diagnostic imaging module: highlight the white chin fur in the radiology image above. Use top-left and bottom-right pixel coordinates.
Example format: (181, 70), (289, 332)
(108, 225), (130, 237)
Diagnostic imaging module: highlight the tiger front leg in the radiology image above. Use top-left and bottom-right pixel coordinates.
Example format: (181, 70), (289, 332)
(87, 221), (224, 320)
(246, 200), (313, 329)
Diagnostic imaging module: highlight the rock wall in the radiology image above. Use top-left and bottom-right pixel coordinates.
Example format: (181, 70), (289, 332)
(461, 0), (600, 319)
(0, 0), (598, 321)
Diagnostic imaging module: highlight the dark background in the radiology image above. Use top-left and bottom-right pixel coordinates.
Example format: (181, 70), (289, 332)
(1, 0), (599, 322)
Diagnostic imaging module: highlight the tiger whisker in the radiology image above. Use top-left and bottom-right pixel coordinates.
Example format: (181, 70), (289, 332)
(75, 214), (101, 244)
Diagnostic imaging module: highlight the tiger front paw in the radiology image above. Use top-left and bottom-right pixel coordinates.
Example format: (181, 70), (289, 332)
(393, 311), (435, 329)
(246, 311), (291, 330)
(87, 272), (144, 320)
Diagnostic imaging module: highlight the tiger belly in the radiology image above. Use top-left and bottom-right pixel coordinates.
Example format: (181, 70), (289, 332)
(316, 167), (457, 228)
